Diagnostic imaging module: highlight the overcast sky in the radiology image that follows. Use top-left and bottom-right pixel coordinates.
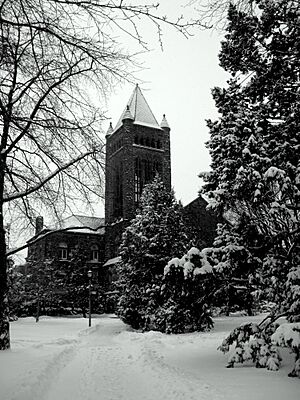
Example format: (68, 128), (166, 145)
(104, 1), (230, 208)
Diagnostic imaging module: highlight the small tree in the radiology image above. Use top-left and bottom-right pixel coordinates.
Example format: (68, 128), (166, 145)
(116, 175), (191, 331)
(23, 259), (58, 320)
(7, 258), (26, 320)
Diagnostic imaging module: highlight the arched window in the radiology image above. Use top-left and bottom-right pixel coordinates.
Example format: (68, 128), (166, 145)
(151, 139), (155, 148)
(90, 244), (99, 261)
(113, 161), (123, 219)
(145, 137), (150, 147)
(140, 137), (144, 146)
(58, 242), (68, 260)
(134, 136), (138, 144)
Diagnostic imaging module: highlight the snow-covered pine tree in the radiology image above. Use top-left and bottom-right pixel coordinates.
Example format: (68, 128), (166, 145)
(116, 175), (191, 331)
(205, 222), (260, 316)
(201, 0), (300, 374)
(159, 247), (214, 333)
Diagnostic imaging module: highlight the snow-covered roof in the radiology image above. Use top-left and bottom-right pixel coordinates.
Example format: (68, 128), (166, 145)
(113, 84), (162, 132)
(103, 256), (121, 267)
(51, 215), (105, 235)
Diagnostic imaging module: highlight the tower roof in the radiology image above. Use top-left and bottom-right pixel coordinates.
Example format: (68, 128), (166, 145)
(114, 84), (162, 132)
(106, 122), (114, 137)
(160, 114), (170, 129)
(122, 105), (134, 121)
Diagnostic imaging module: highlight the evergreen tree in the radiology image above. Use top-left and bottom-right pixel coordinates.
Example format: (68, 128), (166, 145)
(116, 176), (191, 331)
(201, 0), (300, 375)
(7, 259), (26, 320)
(23, 259), (57, 320)
(205, 222), (260, 316)
(159, 247), (214, 333)
(61, 248), (104, 317)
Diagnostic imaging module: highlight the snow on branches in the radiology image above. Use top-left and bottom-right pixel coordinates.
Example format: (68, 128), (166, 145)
(219, 315), (300, 378)
(219, 320), (281, 371)
(160, 247), (214, 333)
(272, 323), (300, 378)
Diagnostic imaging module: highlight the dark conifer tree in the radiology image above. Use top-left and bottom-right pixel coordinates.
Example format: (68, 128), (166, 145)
(116, 175), (191, 330)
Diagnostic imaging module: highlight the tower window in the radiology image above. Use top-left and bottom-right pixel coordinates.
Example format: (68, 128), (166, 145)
(134, 157), (162, 205)
(58, 242), (68, 260)
(135, 158), (142, 203)
(113, 162), (123, 219)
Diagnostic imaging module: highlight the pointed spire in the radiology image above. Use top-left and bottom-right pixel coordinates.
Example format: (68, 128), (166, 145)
(106, 122), (114, 137)
(114, 85), (161, 131)
(122, 105), (134, 121)
(160, 114), (170, 129)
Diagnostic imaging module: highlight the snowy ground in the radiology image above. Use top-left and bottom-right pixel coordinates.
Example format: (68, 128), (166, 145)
(0, 315), (299, 400)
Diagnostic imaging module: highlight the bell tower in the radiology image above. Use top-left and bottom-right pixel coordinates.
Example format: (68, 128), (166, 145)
(104, 84), (171, 259)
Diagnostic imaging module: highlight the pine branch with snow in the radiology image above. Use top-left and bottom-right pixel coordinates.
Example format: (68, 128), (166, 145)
(219, 319), (281, 371)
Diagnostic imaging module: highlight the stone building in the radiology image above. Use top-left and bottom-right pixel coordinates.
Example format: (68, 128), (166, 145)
(26, 215), (105, 280)
(104, 84), (171, 260)
(26, 84), (217, 282)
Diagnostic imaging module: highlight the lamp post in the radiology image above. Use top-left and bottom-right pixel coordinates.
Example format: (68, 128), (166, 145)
(87, 269), (92, 327)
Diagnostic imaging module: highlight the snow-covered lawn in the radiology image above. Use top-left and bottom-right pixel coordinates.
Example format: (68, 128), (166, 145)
(0, 314), (299, 400)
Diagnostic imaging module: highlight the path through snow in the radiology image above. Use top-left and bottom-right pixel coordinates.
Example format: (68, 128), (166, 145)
(1, 316), (223, 400)
(42, 318), (223, 400)
(0, 315), (299, 400)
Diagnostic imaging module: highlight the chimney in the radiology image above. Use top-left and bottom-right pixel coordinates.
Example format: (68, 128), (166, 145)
(35, 216), (44, 235)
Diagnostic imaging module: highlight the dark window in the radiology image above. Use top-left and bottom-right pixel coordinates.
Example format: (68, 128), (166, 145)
(90, 244), (99, 261)
(143, 159), (152, 182)
(134, 158), (161, 205)
(58, 242), (68, 260)
(113, 162), (123, 218)
(154, 160), (162, 174)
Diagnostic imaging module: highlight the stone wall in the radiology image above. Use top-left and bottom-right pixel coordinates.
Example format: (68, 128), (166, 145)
(27, 231), (105, 282)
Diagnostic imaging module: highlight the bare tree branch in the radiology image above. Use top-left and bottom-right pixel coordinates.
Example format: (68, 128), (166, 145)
(4, 149), (99, 202)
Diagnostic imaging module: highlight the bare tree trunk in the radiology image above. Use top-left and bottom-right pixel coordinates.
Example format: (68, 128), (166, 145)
(0, 201), (10, 349)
